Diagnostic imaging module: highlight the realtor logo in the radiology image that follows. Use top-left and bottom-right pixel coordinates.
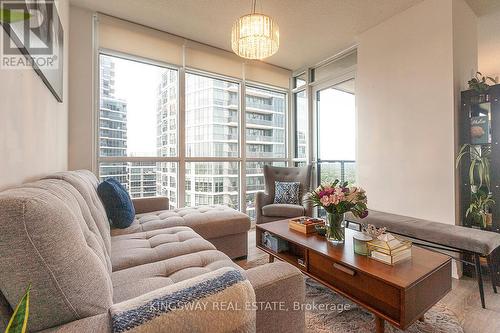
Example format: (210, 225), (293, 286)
(0, 0), (61, 69)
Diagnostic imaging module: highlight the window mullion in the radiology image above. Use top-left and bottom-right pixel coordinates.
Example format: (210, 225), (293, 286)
(240, 81), (247, 214)
(178, 67), (186, 208)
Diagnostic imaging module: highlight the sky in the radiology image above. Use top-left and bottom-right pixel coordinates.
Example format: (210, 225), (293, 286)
(111, 56), (167, 156)
(318, 83), (356, 161)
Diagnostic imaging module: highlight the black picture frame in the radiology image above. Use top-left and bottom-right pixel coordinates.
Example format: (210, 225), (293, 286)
(1, 0), (64, 102)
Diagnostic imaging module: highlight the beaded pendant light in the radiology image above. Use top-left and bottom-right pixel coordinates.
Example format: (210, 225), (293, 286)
(231, 0), (279, 60)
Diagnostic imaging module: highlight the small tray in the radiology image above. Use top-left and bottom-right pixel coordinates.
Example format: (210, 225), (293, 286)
(289, 217), (325, 234)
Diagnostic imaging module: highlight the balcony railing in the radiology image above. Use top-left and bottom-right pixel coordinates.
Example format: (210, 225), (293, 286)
(246, 117), (284, 127)
(246, 135), (284, 143)
(317, 160), (356, 184)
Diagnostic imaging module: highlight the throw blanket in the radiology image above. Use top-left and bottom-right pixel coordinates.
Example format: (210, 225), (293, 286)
(110, 267), (256, 333)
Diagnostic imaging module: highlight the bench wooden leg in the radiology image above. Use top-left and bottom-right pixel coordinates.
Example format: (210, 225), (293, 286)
(474, 253), (486, 308)
(486, 255), (498, 294)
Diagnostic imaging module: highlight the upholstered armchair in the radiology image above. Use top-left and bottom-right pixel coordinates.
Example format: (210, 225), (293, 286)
(255, 165), (313, 224)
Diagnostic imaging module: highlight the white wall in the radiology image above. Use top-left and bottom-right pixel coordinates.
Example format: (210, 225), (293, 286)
(0, 0), (69, 189)
(68, 6), (95, 171)
(478, 10), (500, 78)
(357, 0), (476, 225)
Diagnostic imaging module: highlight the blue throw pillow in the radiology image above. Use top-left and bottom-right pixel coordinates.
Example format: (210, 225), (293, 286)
(274, 181), (301, 205)
(97, 178), (135, 229)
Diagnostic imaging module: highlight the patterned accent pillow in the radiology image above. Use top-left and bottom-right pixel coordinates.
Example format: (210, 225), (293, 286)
(274, 181), (301, 205)
(110, 267), (255, 333)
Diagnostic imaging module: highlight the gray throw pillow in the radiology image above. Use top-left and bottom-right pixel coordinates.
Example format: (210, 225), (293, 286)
(274, 181), (300, 205)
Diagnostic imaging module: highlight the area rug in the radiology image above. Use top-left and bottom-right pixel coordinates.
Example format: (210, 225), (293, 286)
(239, 257), (464, 333)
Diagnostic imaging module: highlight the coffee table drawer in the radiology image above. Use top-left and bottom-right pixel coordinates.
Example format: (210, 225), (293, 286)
(309, 251), (401, 320)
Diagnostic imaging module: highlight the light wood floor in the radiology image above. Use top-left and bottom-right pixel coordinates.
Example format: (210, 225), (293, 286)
(235, 229), (500, 333)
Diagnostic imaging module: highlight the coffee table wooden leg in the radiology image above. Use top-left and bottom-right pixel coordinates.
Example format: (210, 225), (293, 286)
(269, 254), (274, 263)
(418, 315), (425, 322)
(375, 316), (385, 333)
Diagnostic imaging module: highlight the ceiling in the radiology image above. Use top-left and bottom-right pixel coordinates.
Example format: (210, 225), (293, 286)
(69, 0), (500, 71)
(466, 0), (500, 16)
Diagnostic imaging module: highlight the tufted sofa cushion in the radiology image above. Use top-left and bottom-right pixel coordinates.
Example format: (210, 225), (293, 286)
(110, 205), (251, 240)
(0, 181), (113, 332)
(44, 170), (113, 271)
(111, 250), (242, 303)
(110, 227), (216, 271)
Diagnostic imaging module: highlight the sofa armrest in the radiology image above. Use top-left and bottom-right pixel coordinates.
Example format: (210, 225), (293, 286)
(246, 262), (305, 333)
(36, 313), (110, 333)
(255, 191), (273, 224)
(132, 196), (169, 214)
(111, 267), (255, 333)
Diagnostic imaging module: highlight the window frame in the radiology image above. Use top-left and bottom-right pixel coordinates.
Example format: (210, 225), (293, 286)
(312, 74), (356, 187)
(95, 49), (289, 217)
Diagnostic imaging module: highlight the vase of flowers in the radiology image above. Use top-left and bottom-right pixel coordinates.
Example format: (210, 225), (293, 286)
(308, 180), (368, 244)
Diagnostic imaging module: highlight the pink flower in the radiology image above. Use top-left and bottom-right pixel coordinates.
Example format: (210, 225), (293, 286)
(320, 195), (331, 207)
(329, 194), (340, 205)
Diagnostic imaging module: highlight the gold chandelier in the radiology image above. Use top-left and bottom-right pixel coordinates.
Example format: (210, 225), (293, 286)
(231, 0), (279, 60)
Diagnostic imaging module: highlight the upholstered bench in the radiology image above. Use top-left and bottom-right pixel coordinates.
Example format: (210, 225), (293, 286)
(347, 210), (500, 308)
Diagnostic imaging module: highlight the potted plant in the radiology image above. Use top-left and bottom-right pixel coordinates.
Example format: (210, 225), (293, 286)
(466, 190), (495, 229)
(456, 144), (491, 190)
(5, 286), (30, 333)
(308, 180), (368, 244)
(456, 144), (495, 229)
(468, 72), (497, 103)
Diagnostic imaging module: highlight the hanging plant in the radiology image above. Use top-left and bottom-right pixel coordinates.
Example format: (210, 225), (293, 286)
(456, 144), (491, 191)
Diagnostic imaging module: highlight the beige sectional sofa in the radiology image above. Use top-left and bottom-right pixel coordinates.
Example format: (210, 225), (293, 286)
(0, 170), (305, 333)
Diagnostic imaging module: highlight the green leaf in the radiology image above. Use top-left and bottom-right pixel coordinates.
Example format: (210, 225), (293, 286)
(0, 9), (31, 24)
(5, 285), (30, 333)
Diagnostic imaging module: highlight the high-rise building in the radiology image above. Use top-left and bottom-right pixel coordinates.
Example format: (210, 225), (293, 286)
(99, 56), (129, 187)
(99, 55), (158, 198)
(128, 162), (157, 198)
(156, 70), (179, 208)
(156, 73), (286, 216)
(244, 86), (286, 220)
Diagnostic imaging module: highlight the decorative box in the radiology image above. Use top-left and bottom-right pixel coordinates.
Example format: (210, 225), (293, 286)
(262, 231), (288, 253)
(288, 217), (325, 234)
(367, 233), (412, 265)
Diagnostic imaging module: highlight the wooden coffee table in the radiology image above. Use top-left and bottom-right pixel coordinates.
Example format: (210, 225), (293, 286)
(256, 219), (452, 333)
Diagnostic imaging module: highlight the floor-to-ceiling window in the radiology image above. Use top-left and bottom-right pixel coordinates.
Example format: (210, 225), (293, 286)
(292, 71), (308, 167)
(184, 73), (240, 209)
(316, 78), (356, 185)
(97, 52), (288, 219)
(98, 54), (179, 208)
(244, 85), (288, 220)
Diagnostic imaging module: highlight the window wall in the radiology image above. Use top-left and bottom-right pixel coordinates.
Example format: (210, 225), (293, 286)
(292, 70), (309, 167)
(97, 52), (288, 218)
(316, 79), (356, 185)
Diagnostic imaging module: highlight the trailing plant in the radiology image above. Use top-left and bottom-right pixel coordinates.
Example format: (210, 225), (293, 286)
(5, 286), (30, 333)
(466, 190), (495, 228)
(456, 144), (491, 191)
(468, 72), (497, 93)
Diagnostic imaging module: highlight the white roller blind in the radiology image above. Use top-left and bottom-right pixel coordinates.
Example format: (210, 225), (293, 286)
(313, 50), (357, 83)
(184, 41), (243, 79)
(97, 14), (291, 87)
(245, 60), (291, 88)
(98, 15), (184, 66)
